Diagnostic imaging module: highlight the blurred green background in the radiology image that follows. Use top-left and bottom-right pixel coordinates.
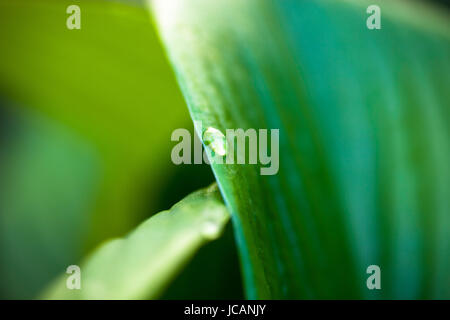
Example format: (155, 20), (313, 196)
(0, 0), (242, 299)
(0, 0), (448, 300)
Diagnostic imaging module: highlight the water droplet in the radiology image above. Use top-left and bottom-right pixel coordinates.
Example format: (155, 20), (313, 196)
(200, 221), (221, 240)
(203, 127), (227, 156)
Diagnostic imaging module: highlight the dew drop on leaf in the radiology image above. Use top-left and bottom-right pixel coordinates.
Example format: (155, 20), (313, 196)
(200, 220), (221, 240)
(203, 127), (227, 156)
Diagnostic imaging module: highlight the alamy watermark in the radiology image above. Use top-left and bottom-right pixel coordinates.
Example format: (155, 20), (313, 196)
(366, 265), (381, 290)
(171, 121), (279, 176)
(66, 265), (81, 290)
(366, 5), (381, 30)
(66, 4), (380, 31)
(66, 5), (81, 30)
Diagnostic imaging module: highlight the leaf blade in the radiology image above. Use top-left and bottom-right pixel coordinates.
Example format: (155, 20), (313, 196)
(42, 184), (230, 300)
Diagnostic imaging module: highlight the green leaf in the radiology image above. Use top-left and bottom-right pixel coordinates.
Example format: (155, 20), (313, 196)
(150, 0), (450, 299)
(42, 184), (229, 300)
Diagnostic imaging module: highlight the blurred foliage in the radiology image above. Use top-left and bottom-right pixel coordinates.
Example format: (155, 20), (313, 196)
(0, 0), (190, 243)
(0, 104), (99, 299)
(42, 184), (230, 300)
(0, 0), (242, 299)
(162, 223), (243, 300)
(151, 0), (450, 299)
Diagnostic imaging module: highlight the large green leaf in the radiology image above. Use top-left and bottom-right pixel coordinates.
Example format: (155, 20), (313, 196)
(42, 184), (229, 299)
(150, 0), (450, 299)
